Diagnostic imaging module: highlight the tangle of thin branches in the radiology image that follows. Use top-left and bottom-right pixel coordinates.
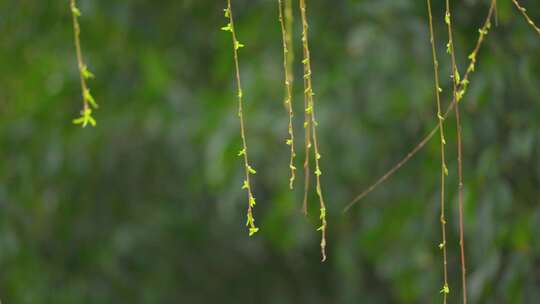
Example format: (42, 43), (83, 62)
(344, 0), (497, 213)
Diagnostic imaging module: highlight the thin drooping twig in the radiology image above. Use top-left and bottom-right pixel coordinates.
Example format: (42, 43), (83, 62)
(300, 2), (310, 216)
(301, 0), (311, 216)
(299, 0), (328, 262)
(70, 0), (88, 113)
(278, 0), (297, 190)
(69, 0), (98, 127)
(456, 85), (468, 304)
(302, 107), (312, 215)
(443, 0), (468, 302)
(302, 49), (312, 216)
(344, 0), (497, 213)
(222, 1), (259, 236)
(285, 0), (294, 66)
(511, 0), (540, 35)
(426, 0), (450, 300)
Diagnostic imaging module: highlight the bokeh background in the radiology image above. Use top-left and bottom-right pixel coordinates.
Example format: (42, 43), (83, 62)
(1, 0), (539, 303)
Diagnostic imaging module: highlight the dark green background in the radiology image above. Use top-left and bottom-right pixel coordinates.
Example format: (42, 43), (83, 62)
(0, 0), (539, 303)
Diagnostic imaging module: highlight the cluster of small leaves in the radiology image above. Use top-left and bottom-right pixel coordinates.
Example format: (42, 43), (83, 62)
(222, 2), (259, 237)
(70, 0), (98, 128)
(278, 0), (297, 190)
(299, 0), (327, 262)
(457, 15), (494, 105)
(440, 283), (450, 295)
(72, 108), (96, 127)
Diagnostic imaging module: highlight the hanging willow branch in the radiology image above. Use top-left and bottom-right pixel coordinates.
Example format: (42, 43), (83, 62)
(344, 0), (497, 213)
(511, 0), (540, 35)
(278, 0), (297, 190)
(69, 0), (98, 127)
(285, 0), (294, 68)
(299, 0), (327, 262)
(443, 0), (468, 302)
(301, 28), (312, 217)
(426, 0), (450, 299)
(222, 1), (259, 237)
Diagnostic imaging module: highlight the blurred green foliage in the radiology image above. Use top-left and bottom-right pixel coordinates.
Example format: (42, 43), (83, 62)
(0, 0), (539, 303)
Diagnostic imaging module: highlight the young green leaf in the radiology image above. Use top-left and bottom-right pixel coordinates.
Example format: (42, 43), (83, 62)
(248, 166), (256, 174)
(72, 108), (96, 128)
(234, 41), (245, 50)
(83, 89), (98, 109)
(249, 227), (259, 236)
